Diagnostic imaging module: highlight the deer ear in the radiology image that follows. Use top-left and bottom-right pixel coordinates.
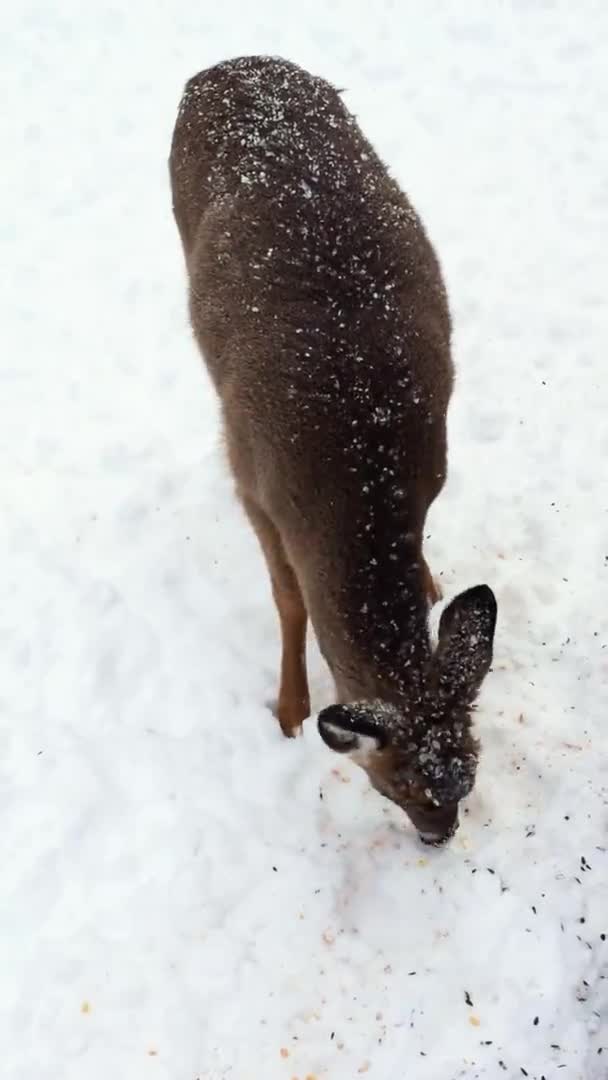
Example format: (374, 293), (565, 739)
(318, 703), (389, 759)
(435, 585), (497, 702)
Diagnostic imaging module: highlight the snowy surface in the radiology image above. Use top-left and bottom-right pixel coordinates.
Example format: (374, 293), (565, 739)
(2, 3), (608, 1078)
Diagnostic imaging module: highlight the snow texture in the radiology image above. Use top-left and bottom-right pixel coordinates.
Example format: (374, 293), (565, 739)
(1, 3), (607, 1079)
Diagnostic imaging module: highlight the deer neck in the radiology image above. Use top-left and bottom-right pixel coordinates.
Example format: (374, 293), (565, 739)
(302, 513), (431, 704)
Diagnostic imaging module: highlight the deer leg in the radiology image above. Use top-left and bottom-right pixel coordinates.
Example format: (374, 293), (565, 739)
(421, 556), (442, 606)
(241, 496), (310, 737)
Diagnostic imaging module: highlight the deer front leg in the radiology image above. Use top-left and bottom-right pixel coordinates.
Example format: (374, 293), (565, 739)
(241, 496), (310, 737)
(421, 556), (443, 607)
(271, 570), (310, 737)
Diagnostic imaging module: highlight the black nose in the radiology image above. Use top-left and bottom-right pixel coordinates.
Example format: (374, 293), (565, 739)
(407, 802), (459, 846)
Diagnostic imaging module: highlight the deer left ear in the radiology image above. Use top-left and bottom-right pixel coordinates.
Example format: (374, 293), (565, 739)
(317, 703), (390, 761)
(434, 585), (497, 703)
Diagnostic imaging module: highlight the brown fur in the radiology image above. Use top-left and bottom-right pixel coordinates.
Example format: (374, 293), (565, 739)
(170, 56), (496, 844)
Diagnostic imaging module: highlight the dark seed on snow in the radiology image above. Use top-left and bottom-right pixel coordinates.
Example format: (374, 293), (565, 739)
(601, 933), (606, 941)
(533, 1017), (539, 1026)
(465, 991), (473, 1007)
(521, 1069), (529, 1077)
(408, 971), (417, 976)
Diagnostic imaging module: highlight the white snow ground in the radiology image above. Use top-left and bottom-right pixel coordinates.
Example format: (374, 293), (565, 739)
(1, 2), (607, 1078)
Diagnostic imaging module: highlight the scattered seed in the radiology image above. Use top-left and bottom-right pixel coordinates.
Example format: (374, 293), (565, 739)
(533, 1017), (539, 1026)
(465, 991), (473, 1007)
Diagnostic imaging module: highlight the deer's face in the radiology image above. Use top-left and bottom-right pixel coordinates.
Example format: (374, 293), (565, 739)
(318, 585), (497, 846)
(364, 733), (477, 845)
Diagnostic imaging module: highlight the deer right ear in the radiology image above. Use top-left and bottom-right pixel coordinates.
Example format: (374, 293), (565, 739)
(435, 584), (497, 703)
(318, 703), (389, 759)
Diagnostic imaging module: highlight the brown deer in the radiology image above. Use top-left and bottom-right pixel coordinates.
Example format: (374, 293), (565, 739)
(170, 56), (497, 845)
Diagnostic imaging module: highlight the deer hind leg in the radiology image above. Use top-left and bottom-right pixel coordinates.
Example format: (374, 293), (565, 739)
(240, 495), (310, 737)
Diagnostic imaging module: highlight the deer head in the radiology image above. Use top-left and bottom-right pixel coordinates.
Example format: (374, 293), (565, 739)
(318, 585), (497, 845)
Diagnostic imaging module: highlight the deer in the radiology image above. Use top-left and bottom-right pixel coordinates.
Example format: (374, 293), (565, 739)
(169, 55), (497, 846)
